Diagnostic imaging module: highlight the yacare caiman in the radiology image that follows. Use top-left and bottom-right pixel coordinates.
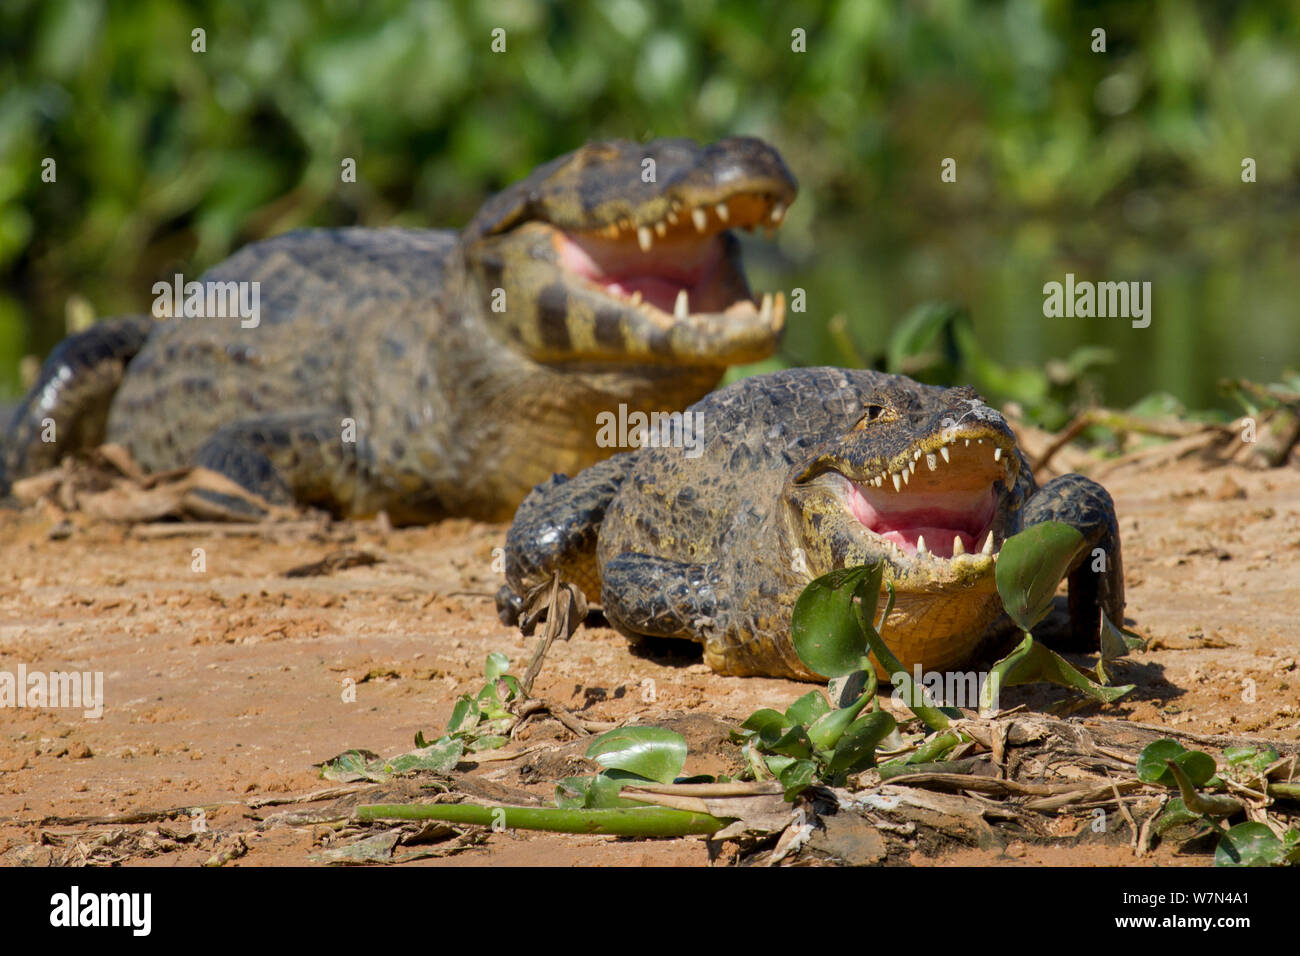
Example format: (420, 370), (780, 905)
(499, 367), (1124, 680)
(1, 138), (797, 523)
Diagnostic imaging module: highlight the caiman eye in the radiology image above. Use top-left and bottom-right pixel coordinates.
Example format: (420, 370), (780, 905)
(855, 403), (891, 429)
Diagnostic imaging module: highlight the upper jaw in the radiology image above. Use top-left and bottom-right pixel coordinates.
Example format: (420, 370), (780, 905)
(575, 188), (790, 247)
(552, 190), (789, 327)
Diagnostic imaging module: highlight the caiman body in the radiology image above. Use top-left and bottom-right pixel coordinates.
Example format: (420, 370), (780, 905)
(500, 367), (1125, 679)
(1, 138), (796, 522)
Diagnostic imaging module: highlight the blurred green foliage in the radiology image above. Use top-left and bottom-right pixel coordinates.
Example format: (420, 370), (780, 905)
(1, 0), (1297, 414)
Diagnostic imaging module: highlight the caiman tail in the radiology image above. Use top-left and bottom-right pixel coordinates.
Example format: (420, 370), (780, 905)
(0, 315), (154, 493)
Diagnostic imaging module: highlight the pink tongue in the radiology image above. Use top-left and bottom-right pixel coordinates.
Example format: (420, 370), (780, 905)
(847, 480), (988, 557)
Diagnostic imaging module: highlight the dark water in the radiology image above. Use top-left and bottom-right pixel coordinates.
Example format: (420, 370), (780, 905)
(752, 201), (1300, 415)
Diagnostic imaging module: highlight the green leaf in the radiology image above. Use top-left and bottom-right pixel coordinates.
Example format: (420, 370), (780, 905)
(767, 725), (814, 760)
(778, 758), (817, 800)
(319, 749), (382, 782)
(585, 727), (687, 784)
(740, 708), (790, 743)
(1136, 740), (1217, 788)
(784, 691), (831, 726)
(995, 522), (1087, 631)
(1224, 745), (1279, 778)
(499, 674), (522, 700)
(446, 695), (480, 734)
(1154, 797), (1201, 834)
(827, 711), (897, 773)
(764, 753), (797, 778)
(555, 770), (655, 809)
(791, 563), (882, 677)
(1215, 822), (1287, 867)
(1136, 740), (1186, 784)
(982, 633), (1133, 714)
(1101, 610), (1146, 654)
(382, 737), (464, 775)
(807, 684), (874, 752)
(1284, 830), (1300, 864)
(484, 652), (510, 681)
(885, 302), (967, 378)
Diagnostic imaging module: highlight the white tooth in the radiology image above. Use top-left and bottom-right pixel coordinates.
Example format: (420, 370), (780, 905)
(993, 447), (1003, 462)
(914, 449), (922, 461)
(940, 446), (950, 463)
(691, 208), (708, 232)
(630, 290), (643, 305)
(666, 211), (679, 225)
(977, 438), (984, 444)
(953, 536), (965, 556)
(875, 475), (883, 487)
(637, 226), (653, 252)
(981, 531), (995, 555)
(654, 221), (667, 238)
(964, 439), (970, 447)
(917, 535), (927, 555)
(926, 453), (937, 471)
(715, 202), (729, 223)
(760, 292), (773, 322)
(891, 473), (901, 492)
(770, 202), (785, 223)
(674, 288), (690, 319)
(901, 468), (910, 485)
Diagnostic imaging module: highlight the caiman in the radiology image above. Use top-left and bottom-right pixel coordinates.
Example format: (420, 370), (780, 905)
(0, 138), (796, 522)
(498, 367), (1125, 680)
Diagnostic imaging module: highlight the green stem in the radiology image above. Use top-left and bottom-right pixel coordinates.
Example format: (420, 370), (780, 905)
(853, 583), (957, 731)
(879, 756), (978, 780)
(878, 729), (969, 777)
(1267, 783), (1300, 801)
(357, 802), (727, 836)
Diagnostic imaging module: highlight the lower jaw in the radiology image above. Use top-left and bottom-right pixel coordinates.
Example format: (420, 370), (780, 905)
(592, 276), (751, 316)
(877, 528), (987, 559)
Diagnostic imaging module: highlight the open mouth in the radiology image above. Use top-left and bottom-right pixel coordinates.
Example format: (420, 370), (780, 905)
(555, 190), (787, 324)
(840, 434), (1019, 561)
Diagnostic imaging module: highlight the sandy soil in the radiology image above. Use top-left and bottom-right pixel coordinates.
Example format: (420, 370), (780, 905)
(1, 450), (1297, 867)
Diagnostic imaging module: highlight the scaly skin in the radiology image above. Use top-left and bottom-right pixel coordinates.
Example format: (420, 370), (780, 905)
(500, 367), (1125, 680)
(1, 138), (796, 522)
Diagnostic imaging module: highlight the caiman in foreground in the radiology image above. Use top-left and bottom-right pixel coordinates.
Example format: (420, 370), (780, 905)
(1, 138), (796, 522)
(499, 367), (1124, 679)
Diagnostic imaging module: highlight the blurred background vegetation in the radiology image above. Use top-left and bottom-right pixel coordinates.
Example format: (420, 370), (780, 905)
(1, 0), (1296, 428)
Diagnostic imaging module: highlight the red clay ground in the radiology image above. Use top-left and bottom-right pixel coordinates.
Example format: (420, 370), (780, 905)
(0, 450), (1297, 866)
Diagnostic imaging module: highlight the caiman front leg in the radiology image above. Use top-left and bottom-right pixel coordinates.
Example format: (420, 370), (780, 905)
(190, 411), (358, 518)
(1020, 473), (1125, 651)
(599, 553), (811, 678)
(498, 454), (633, 627)
(599, 553), (724, 642)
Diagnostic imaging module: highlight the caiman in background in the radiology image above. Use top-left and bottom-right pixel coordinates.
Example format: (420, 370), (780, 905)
(0, 137), (796, 522)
